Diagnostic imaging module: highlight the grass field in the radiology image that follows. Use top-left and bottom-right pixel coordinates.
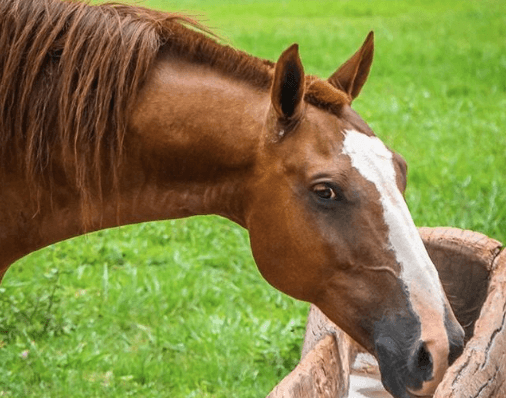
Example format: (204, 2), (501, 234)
(1, 0), (505, 397)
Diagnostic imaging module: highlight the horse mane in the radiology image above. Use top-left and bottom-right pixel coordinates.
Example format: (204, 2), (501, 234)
(0, 0), (345, 224)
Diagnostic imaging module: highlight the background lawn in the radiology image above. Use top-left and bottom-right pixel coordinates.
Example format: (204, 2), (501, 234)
(1, 0), (505, 397)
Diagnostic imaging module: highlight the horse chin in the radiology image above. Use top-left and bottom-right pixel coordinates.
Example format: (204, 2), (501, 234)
(380, 379), (426, 398)
(407, 391), (433, 398)
(407, 381), (439, 398)
(377, 362), (436, 398)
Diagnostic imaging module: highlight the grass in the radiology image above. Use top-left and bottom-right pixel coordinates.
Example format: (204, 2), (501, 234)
(1, 0), (505, 397)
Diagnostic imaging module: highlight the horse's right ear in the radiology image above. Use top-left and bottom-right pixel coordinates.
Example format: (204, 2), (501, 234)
(271, 44), (305, 123)
(328, 31), (374, 102)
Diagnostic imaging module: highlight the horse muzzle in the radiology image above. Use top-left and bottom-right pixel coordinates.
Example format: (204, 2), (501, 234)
(373, 312), (464, 398)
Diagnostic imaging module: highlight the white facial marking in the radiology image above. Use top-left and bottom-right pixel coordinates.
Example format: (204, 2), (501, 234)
(341, 129), (444, 310)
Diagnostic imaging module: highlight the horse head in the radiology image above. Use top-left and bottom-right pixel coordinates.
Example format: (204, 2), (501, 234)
(245, 33), (464, 398)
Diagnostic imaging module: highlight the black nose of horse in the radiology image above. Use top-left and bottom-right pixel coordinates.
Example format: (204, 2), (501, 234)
(405, 334), (464, 397)
(408, 341), (433, 382)
(375, 335), (464, 398)
(374, 311), (466, 398)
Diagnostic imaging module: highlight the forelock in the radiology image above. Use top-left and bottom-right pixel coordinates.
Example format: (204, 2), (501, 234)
(304, 77), (351, 116)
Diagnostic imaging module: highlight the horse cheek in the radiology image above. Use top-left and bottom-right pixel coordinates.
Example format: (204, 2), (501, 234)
(247, 201), (322, 302)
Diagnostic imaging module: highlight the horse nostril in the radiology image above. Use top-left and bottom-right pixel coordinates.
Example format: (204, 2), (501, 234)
(414, 343), (433, 381)
(417, 343), (432, 370)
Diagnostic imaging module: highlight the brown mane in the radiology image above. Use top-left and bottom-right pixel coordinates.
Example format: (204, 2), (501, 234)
(0, 0), (346, 221)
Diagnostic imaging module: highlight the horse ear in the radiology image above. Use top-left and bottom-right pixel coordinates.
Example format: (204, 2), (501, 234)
(271, 43), (305, 122)
(328, 31), (374, 101)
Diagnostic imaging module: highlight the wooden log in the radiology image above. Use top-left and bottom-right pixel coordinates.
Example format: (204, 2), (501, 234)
(266, 334), (346, 398)
(434, 248), (506, 398)
(419, 227), (502, 339)
(300, 305), (362, 397)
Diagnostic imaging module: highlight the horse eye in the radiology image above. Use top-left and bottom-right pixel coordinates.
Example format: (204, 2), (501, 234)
(313, 183), (338, 200)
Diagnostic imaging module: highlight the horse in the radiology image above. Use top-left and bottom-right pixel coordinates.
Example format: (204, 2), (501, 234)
(0, 1), (464, 397)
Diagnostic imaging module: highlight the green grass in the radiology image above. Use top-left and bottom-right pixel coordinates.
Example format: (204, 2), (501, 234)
(1, 0), (505, 397)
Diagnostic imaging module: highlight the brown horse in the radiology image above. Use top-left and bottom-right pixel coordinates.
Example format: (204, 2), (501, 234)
(0, 1), (464, 397)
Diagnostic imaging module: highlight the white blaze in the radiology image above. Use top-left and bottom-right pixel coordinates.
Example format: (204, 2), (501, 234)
(341, 129), (445, 310)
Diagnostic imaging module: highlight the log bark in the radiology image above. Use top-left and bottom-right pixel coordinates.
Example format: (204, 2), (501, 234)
(419, 227), (502, 339)
(434, 248), (506, 398)
(267, 334), (346, 398)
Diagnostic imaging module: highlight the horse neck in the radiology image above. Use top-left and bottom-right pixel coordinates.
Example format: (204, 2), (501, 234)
(120, 56), (270, 225)
(0, 56), (269, 272)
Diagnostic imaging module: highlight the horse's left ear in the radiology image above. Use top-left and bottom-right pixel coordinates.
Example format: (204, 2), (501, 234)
(271, 43), (305, 122)
(328, 31), (374, 101)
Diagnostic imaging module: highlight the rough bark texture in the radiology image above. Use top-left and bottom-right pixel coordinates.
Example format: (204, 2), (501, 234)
(267, 334), (346, 398)
(419, 227), (502, 339)
(434, 248), (506, 398)
(300, 305), (363, 397)
(267, 228), (505, 398)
